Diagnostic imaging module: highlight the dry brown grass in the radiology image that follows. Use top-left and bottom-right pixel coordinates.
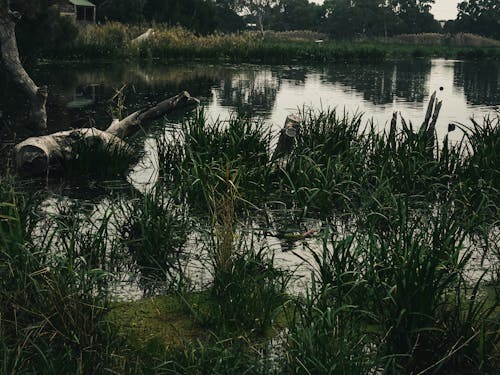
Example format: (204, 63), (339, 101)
(385, 33), (500, 47)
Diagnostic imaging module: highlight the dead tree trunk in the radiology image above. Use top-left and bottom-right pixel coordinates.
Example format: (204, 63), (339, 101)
(15, 91), (199, 176)
(0, 1), (47, 131)
(132, 28), (155, 44)
(272, 114), (302, 160)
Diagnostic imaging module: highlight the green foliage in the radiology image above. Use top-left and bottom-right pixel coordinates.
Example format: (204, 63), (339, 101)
(144, 0), (217, 34)
(53, 24), (500, 62)
(0, 183), (122, 373)
(284, 289), (374, 374)
(12, 0), (79, 59)
(1, 106), (499, 373)
(321, 0), (440, 38)
(60, 132), (138, 180)
(96, 0), (146, 24)
(270, 0), (323, 32)
(120, 184), (190, 292)
(452, 0), (500, 39)
(157, 110), (272, 210)
(209, 242), (290, 334)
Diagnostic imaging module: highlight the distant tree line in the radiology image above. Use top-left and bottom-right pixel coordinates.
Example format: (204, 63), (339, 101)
(5, 0), (500, 60)
(92, 0), (500, 39)
(446, 0), (499, 39)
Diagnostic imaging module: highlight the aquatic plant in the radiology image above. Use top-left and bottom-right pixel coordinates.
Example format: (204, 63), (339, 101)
(60, 133), (139, 180)
(0, 182), (123, 373)
(119, 183), (190, 293)
(157, 111), (272, 210)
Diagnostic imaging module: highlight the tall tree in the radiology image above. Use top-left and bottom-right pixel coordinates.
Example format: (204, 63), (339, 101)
(0, 0), (47, 130)
(455, 0), (500, 39)
(143, 0), (218, 34)
(236, 0), (279, 35)
(322, 0), (399, 38)
(95, 0), (145, 23)
(272, 0), (322, 31)
(9, 0), (78, 58)
(390, 0), (440, 33)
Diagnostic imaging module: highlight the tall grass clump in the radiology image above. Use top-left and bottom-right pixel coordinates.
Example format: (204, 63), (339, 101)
(157, 111), (273, 210)
(120, 183), (190, 293)
(67, 22), (137, 58)
(0, 181), (125, 373)
(363, 118), (454, 203)
(454, 116), (499, 230)
(287, 201), (498, 374)
(53, 23), (500, 61)
(386, 33), (500, 47)
(278, 109), (367, 212)
(201, 174), (290, 335)
(60, 135), (138, 181)
(284, 286), (375, 374)
(364, 203), (498, 373)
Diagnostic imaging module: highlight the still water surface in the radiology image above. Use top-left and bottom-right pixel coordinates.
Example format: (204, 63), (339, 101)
(4, 58), (497, 138)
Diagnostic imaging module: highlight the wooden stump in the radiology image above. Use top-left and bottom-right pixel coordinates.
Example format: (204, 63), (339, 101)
(272, 114), (302, 160)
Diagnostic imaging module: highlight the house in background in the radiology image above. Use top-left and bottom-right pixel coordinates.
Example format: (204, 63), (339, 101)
(55, 0), (96, 24)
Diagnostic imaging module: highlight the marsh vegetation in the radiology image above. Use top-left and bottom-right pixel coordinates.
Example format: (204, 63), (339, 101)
(1, 103), (498, 373)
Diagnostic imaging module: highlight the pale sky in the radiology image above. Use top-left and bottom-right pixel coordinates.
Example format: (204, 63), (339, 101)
(310, 1), (460, 20)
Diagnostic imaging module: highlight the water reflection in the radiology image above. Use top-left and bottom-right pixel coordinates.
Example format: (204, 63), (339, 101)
(454, 61), (500, 107)
(216, 68), (281, 116)
(1, 59), (498, 143)
(323, 60), (431, 105)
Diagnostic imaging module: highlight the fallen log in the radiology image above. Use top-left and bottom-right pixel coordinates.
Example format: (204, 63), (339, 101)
(15, 91), (199, 176)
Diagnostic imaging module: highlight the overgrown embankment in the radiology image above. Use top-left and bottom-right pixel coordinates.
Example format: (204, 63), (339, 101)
(47, 24), (500, 62)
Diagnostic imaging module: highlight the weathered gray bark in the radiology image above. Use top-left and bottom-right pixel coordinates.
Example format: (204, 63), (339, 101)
(272, 114), (302, 160)
(421, 91), (442, 137)
(0, 1), (48, 131)
(15, 91), (199, 176)
(106, 91), (199, 138)
(132, 28), (155, 44)
(15, 128), (127, 175)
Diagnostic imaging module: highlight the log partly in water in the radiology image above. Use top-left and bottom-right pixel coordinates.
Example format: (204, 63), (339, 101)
(15, 91), (199, 176)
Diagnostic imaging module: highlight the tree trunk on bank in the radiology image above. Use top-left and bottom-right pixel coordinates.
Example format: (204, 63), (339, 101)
(15, 91), (199, 176)
(0, 1), (47, 131)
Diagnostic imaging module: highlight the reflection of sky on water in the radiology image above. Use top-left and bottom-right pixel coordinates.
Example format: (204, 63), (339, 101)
(122, 58), (499, 189)
(3, 58), (496, 140)
(202, 59), (498, 144)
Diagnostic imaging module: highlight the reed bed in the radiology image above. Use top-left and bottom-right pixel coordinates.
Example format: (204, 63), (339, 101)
(0, 106), (498, 373)
(52, 23), (500, 62)
(385, 33), (500, 47)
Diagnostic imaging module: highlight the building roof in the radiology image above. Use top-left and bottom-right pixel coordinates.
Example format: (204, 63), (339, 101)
(69, 0), (95, 7)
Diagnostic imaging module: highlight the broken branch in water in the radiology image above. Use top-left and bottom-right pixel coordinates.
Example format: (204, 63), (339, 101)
(14, 91), (199, 176)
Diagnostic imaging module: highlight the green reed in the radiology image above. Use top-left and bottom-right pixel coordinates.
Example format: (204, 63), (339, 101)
(157, 110), (273, 210)
(284, 282), (375, 375)
(297, 199), (499, 374)
(60, 135), (138, 181)
(1, 105), (498, 373)
(156, 107), (499, 229)
(119, 183), (190, 292)
(0, 181), (124, 373)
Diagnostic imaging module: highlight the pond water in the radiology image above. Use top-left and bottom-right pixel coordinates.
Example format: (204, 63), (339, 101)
(2, 58), (499, 139)
(1, 58), (498, 299)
